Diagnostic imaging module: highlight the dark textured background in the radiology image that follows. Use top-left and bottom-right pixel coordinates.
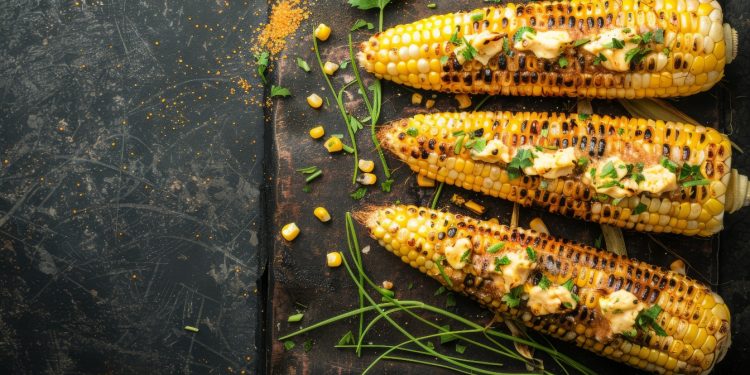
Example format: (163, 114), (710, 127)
(0, 0), (748, 374)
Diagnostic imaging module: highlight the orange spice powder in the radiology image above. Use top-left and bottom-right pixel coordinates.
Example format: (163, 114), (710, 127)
(256, 0), (311, 55)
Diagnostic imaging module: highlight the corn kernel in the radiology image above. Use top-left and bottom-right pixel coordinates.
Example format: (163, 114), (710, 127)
(314, 23), (331, 41)
(358, 159), (375, 173)
(309, 126), (325, 139)
(425, 99), (435, 109)
(417, 174), (436, 187)
(323, 61), (339, 75)
(464, 200), (486, 215)
(307, 93), (323, 109)
(382, 280), (394, 290)
(357, 172), (377, 185)
(411, 93), (423, 105)
(326, 252), (342, 267)
(324, 137), (343, 153)
(454, 94), (471, 109)
(314, 207), (331, 222)
(281, 222), (300, 241)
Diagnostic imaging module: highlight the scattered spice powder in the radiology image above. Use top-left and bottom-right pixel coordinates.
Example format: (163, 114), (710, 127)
(256, 0), (311, 55)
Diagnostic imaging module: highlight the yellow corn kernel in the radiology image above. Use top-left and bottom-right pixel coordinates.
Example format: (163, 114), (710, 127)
(307, 93), (323, 108)
(323, 61), (339, 75)
(314, 207), (331, 222)
(314, 23), (331, 41)
(281, 222), (300, 241)
(529, 217), (550, 235)
(455, 94), (471, 109)
(309, 126), (325, 139)
(382, 280), (394, 290)
(425, 99), (435, 109)
(324, 137), (343, 153)
(464, 200), (486, 215)
(417, 174), (436, 187)
(358, 159), (375, 173)
(412, 93), (423, 105)
(357, 172), (377, 185)
(326, 252), (342, 267)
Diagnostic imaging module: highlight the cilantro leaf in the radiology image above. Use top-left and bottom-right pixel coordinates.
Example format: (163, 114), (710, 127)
(381, 178), (394, 192)
(573, 38), (590, 47)
(604, 38), (625, 49)
(538, 274), (551, 290)
(296, 57), (310, 72)
(558, 56), (569, 68)
(526, 246), (537, 262)
(351, 18), (374, 31)
(660, 157), (678, 173)
(255, 51), (270, 84)
(460, 37), (478, 62)
(513, 26), (536, 42)
(347, 0), (391, 10)
(507, 148), (535, 179)
(271, 85), (291, 98)
(487, 242), (505, 253)
(494, 255), (510, 271)
(502, 285), (524, 308)
(633, 202), (647, 215)
(350, 187), (367, 200)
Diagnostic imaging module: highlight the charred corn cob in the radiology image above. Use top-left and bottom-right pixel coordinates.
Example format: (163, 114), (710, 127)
(358, 1), (738, 99)
(357, 205), (731, 375)
(379, 111), (750, 236)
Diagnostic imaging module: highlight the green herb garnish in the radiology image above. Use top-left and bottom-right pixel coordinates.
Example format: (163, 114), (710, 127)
(296, 57), (311, 72)
(660, 156), (678, 173)
(513, 26), (536, 42)
(255, 51), (269, 84)
(573, 38), (590, 47)
(350, 187), (367, 200)
(538, 275), (551, 290)
(633, 202), (647, 215)
(636, 304), (667, 336)
(487, 242), (505, 253)
(502, 285), (524, 308)
(288, 313), (304, 322)
(507, 148), (535, 179)
(558, 56), (569, 68)
(406, 127), (419, 137)
(526, 247), (537, 262)
(435, 256), (454, 287)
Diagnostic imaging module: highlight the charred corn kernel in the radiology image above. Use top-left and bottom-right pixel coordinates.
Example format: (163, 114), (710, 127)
(455, 94), (471, 109)
(358, 159), (375, 173)
(309, 126), (325, 139)
(323, 61), (339, 75)
(313, 207), (331, 222)
(358, 205), (732, 375)
(417, 174), (436, 187)
(281, 222), (300, 241)
(411, 93), (423, 105)
(425, 99), (435, 109)
(324, 137), (343, 153)
(326, 252), (342, 267)
(314, 23), (331, 41)
(378, 111), (738, 236)
(357, 1), (734, 99)
(307, 93), (323, 109)
(464, 200), (486, 215)
(357, 172), (377, 185)
(382, 280), (394, 290)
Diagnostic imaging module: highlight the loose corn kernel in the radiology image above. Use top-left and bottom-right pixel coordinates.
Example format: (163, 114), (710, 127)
(411, 93), (423, 105)
(382, 280), (394, 290)
(358, 159), (375, 173)
(314, 24), (331, 41)
(314, 207), (331, 222)
(454, 94), (471, 109)
(464, 200), (486, 215)
(323, 61), (339, 75)
(417, 174), (436, 187)
(425, 99), (435, 109)
(357, 172), (377, 185)
(324, 137), (343, 153)
(529, 217), (550, 235)
(670, 260), (686, 275)
(450, 193), (467, 207)
(307, 94), (323, 109)
(309, 126), (325, 139)
(281, 222), (300, 241)
(326, 252), (342, 267)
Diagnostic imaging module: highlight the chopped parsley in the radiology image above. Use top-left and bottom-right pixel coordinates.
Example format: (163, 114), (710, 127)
(538, 274), (551, 290)
(507, 148), (535, 180)
(460, 249), (472, 263)
(435, 256), (454, 287)
(654, 28), (665, 44)
(513, 26), (536, 42)
(526, 246), (537, 262)
(439, 324), (459, 344)
(577, 157), (589, 169)
(284, 340), (295, 350)
(303, 339), (313, 352)
(663, 47), (671, 57)
(660, 156), (678, 173)
(502, 37), (514, 57)
(350, 187), (367, 200)
(625, 47), (651, 65)
(618, 127), (625, 135)
(487, 242), (505, 253)
(440, 55), (449, 65)
(470, 13), (484, 22)
(460, 37), (478, 62)
(466, 137), (487, 152)
(255, 51), (270, 84)
(679, 164), (706, 186)
(636, 304), (667, 336)
(599, 180), (624, 189)
(296, 57), (311, 72)
(455, 343), (467, 354)
(449, 30), (460, 45)
(599, 161), (619, 179)
(593, 53), (608, 65)
(633, 202), (648, 215)
(406, 127), (419, 137)
(494, 255), (510, 271)
(446, 293), (456, 307)
(578, 113), (590, 121)
(604, 38), (625, 49)
(454, 134), (466, 154)
(573, 38), (590, 47)
(271, 85), (291, 97)
(558, 56), (569, 68)
(381, 178), (394, 192)
(502, 285), (524, 308)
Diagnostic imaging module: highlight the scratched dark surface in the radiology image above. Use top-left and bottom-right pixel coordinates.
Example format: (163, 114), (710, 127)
(0, 1), (267, 374)
(267, 0), (749, 374)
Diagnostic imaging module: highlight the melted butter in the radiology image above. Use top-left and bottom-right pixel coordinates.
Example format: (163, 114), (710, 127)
(455, 31), (505, 65)
(638, 164), (678, 194)
(527, 285), (578, 316)
(492, 251), (534, 293)
(583, 156), (637, 199)
(582, 28), (639, 72)
(513, 30), (571, 59)
(470, 139), (513, 164)
(598, 290), (644, 335)
(523, 147), (577, 179)
(445, 237), (472, 270)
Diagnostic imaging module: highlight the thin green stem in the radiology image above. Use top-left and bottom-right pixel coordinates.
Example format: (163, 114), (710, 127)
(431, 182), (445, 209)
(474, 95), (491, 112)
(381, 356), (477, 375)
(313, 31), (358, 184)
(336, 345), (507, 367)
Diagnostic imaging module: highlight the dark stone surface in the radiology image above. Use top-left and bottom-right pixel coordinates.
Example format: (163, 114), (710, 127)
(0, 1), (266, 373)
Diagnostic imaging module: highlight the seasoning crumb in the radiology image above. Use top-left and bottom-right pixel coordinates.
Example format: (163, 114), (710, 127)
(255, 0), (310, 56)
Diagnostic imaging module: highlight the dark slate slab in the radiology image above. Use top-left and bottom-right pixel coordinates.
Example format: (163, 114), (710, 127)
(0, 1), (266, 373)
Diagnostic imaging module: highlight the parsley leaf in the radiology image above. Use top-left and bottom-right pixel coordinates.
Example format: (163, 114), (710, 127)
(406, 127), (419, 137)
(604, 38), (625, 49)
(449, 30), (461, 45)
(296, 57), (310, 72)
(255, 51), (270, 84)
(502, 285), (524, 308)
(578, 113), (590, 121)
(283, 340), (295, 350)
(633, 202), (647, 215)
(507, 148), (535, 180)
(573, 38), (590, 47)
(470, 138), (487, 152)
(494, 255), (510, 271)
(593, 53), (608, 65)
(470, 13), (484, 22)
(513, 26), (536, 42)
(558, 56), (569, 68)
(487, 242), (505, 253)
(460, 249), (472, 263)
(350, 187), (367, 200)
(538, 274), (551, 290)
(660, 157), (678, 173)
(654, 28), (665, 44)
(347, 0), (391, 11)
(381, 178), (394, 192)
(625, 47), (651, 65)
(526, 246), (537, 262)
(636, 304), (667, 336)
(599, 161), (619, 179)
(460, 37), (478, 62)
(351, 18), (374, 31)
(271, 85), (291, 98)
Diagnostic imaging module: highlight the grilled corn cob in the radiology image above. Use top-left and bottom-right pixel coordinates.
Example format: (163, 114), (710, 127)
(379, 111), (750, 236)
(357, 205), (731, 375)
(358, 1), (738, 99)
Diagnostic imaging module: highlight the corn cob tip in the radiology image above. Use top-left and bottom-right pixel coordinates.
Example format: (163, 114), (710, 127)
(724, 24), (739, 64)
(351, 204), (389, 232)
